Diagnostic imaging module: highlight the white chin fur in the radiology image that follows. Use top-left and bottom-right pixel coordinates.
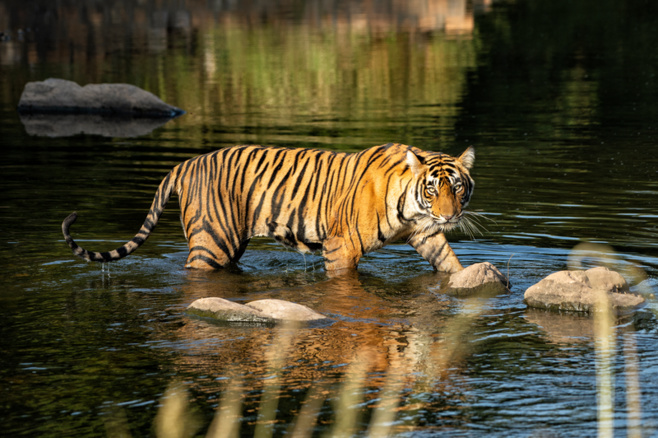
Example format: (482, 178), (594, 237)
(415, 215), (457, 235)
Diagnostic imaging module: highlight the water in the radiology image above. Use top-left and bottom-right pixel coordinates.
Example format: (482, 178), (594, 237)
(1, 0), (658, 436)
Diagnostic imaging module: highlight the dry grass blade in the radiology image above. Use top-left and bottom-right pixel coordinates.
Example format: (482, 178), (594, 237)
(206, 377), (244, 438)
(366, 350), (409, 438)
(324, 351), (372, 438)
(254, 321), (300, 438)
(568, 242), (653, 438)
(155, 383), (200, 438)
(104, 406), (132, 438)
(621, 263), (653, 437)
(397, 297), (487, 432)
(431, 297), (486, 376)
(568, 242), (619, 272)
(593, 285), (615, 438)
(287, 383), (329, 438)
(622, 329), (642, 438)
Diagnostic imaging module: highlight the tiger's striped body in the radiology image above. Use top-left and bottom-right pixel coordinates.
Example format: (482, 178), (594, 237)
(62, 143), (475, 274)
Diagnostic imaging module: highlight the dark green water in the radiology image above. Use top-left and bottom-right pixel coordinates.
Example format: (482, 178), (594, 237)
(1, 0), (658, 436)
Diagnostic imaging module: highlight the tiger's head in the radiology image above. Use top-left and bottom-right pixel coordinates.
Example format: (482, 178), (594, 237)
(406, 147), (475, 233)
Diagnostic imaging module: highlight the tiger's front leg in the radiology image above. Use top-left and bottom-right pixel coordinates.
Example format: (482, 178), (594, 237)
(409, 231), (463, 274)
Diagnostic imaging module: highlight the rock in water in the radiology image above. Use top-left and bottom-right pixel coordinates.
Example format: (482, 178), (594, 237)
(244, 299), (328, 322)
(17, 78), (184, 117)
(187, 297), (328, 324)
(448, 262), (510, 295)
(187, 297), (273, 324)
(524, 267), (645, 313)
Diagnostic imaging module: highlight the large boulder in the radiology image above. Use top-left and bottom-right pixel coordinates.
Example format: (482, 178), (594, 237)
(448, 262), (510, 295)
(524, 267), (645, 313)
(187, 297), (329, 324)
(17, 78), (184, 117)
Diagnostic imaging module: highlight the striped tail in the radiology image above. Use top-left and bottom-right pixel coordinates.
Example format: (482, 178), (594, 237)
(62, 171), (177, 263)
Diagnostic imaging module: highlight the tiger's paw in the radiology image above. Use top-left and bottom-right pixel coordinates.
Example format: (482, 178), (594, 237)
(447, 262), (511, 296)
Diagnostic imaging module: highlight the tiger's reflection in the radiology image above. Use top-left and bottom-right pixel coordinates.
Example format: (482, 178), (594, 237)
(167, 269), (469, 393)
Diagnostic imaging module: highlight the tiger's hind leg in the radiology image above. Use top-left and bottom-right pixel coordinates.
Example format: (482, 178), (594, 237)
(322, 236), (362, 275)
(184, 224), (250, 269)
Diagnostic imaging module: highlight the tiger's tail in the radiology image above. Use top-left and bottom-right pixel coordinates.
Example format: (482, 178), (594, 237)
(62, 170), (177, 264)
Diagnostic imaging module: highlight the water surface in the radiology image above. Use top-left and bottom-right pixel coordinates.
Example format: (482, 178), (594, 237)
(1, 0), (658, 436)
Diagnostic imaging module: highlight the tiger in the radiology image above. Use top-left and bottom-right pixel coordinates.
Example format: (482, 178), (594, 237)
(62, 143), (476, 274)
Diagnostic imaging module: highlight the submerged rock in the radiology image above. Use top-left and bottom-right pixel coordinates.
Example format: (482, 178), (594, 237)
(17, 78), (184, 117)
(187, 297), (328, 324)
(447, 262), (510, 295)
(524, 267), (645, 313)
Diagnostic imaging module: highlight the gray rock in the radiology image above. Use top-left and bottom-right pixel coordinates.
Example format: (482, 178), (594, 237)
(524, 267), (645, 313)
(17, 78), (184, 117)
(447, 262), (510, 295)
(186, 297), (328, 324)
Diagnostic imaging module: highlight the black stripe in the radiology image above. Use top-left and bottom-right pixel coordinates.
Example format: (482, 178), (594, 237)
(187, 254), (224, 269)
(209, 171), (240, 249)
(265, 149), (287, 187)
(201, 217), (236, 257)
(377, 212), (387, 243)
(235, 147), (259, 201)
(99, 251), (114, 262)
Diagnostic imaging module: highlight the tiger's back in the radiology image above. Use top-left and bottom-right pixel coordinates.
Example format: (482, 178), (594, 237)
(63, 143), (475, 274)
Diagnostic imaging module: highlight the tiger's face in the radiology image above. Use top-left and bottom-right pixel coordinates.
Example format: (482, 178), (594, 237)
(406, 147), (475, 232)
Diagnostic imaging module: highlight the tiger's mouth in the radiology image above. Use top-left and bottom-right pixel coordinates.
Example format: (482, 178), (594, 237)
(430, 213), (462, 228)
(419, 214), (462, 234)
(413, 211), (464, 235)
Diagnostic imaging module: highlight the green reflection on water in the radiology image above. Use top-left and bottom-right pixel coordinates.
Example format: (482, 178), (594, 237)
(183, 24), (477, 148)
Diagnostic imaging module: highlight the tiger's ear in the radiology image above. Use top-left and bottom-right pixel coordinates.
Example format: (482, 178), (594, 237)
(406, 150), (425, 177)
(458, 147), (475, 170)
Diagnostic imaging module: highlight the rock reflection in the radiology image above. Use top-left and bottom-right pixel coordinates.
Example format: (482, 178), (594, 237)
(525, 308), (595, 344)
(19, 113), (177, 138)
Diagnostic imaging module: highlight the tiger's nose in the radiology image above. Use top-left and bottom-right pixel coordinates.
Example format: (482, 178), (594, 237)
(442, 214), (454, 222)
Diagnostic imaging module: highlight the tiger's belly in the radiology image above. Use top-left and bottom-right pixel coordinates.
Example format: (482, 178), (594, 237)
(252, 220), (324, 254)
